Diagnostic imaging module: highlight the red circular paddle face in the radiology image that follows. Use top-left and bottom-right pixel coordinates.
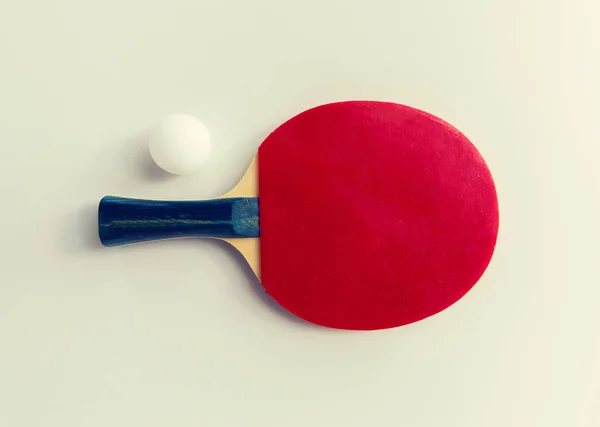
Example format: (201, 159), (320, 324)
(258, 101), (498, 330)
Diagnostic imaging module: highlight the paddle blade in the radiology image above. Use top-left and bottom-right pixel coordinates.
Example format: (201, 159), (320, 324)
(258, 101), (499, 330)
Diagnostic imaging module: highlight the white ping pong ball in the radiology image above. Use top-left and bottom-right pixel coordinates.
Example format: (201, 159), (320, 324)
(148, 114), (212, 175)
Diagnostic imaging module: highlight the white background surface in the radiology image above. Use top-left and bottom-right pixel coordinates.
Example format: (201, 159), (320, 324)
(1, 1), (599, 426)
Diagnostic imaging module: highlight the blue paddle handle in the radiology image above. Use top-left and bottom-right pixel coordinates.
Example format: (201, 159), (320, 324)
(98, 196), (259, 246)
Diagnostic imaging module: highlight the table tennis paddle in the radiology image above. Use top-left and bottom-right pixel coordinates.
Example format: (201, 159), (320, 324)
(99, 101), (499, 330)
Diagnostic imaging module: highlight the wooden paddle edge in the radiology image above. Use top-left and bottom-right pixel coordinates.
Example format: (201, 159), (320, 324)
(220, 155), (260, 279)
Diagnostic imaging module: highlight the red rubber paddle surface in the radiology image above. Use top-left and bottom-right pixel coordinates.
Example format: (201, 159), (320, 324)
(258, 101), (498, 330)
